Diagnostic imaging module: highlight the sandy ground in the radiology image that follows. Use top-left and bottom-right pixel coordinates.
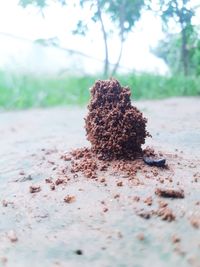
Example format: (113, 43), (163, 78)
(0, 97), (200, 267)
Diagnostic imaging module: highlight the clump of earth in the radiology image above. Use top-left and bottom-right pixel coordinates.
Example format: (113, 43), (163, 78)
(85, 78), (150, 160)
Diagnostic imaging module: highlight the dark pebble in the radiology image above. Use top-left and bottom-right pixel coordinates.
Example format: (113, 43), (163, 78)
(75, 249), (83, 255)
(143, 157), (166, 167)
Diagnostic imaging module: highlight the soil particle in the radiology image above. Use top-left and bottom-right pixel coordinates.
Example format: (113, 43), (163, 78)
(137, 210), (151, 219)
(29, 185), (41, 194)
(116, 181), (123, 187)
(157, 207), (176, 222)
(2, 200), (9, 207)
(133, 196), (140, 202)
(64, 195), (76, 204)
(143, 147), (155, 157)
(155, 188), (184, 199)
(144, 196), (153, 206)
(60, 154), (72, 161)
(2, 200), (14, 207)
(55, 178), (65, 186)
(190, 216), (200, 229)
(45, 178), (53, 183)
(7, 230), (18, 243)
(158, 200), (168, 208)
(103, 207), (108, 213)
(172, 235), (181, 244)
(137, 233), (145, 241)
(50, 184), (55, 191)
(193, 172), (200, 183)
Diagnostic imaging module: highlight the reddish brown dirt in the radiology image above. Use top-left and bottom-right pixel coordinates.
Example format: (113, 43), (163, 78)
(85, 79), (149, 160)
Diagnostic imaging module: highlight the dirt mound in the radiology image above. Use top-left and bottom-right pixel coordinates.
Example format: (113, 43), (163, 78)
(85, 79), (149, 160)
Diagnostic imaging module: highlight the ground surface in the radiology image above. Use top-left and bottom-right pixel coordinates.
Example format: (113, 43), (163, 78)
(0, 97), (200, 267)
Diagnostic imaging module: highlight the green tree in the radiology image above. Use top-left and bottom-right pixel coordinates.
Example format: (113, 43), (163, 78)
(152, 0), (198, 76)
(152, 27), (200, 76)
(19, 0), (66, 7)
(90, 0), (144, 76)
(19, 0), (144, 77)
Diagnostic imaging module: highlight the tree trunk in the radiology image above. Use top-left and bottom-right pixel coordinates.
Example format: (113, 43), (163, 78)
(181, 26), (189, 76)
(97, 0), (109, 77)
(111, 40), (124, 76)
(178, 0), (189, 76)
(111, 0), (125, 76)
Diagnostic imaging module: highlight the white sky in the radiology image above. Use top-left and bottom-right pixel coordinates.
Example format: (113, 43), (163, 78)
(0, 0), (181, 74)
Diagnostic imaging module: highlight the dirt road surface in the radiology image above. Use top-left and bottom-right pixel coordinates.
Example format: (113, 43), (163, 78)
(0, 97), (200, 267)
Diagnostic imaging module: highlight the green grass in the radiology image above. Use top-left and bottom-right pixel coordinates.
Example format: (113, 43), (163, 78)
(0, 70), (199, 110)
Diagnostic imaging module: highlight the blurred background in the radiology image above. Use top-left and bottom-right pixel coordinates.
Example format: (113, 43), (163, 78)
(0, 0), (200, 110)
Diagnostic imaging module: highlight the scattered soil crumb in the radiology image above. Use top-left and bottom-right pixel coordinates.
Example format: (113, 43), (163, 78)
(103, 207), (108, 213)
(50, 184), (55, 191)
(155, 188), (184, 198)
(133, 196), (140, 202)
(70, 148), (98, 178)
(144, 196), (153, 206)
(7, 230), (18, 243)
(29, 185), (41, 194)
(116, 181), (123, 187)
(55, 178), (65, 186)
(158, 200), (168, 208)
(137, 210), (151, 219)
(137, 233), (145, 241)
(60, 154), (71, 161)
(2, 200), (9, 207)
(64, 195), (76, 204)
(157, 207), (176, 222)
(190, 216), (200, 229)
(45, 178), (53, 183)
(172, 235), (181, 243)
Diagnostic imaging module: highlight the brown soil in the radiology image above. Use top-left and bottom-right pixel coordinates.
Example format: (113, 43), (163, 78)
(155, 188), (185, 198)
(85, 79), (149, 160)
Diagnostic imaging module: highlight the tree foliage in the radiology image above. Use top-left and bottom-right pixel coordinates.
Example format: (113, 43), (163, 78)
(74, 0), (144, 76)
(151, 0), (198, 76)
(19, 0), (66, 8)
(19, 0), (144, 77)
(152, 27), (200, 76)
